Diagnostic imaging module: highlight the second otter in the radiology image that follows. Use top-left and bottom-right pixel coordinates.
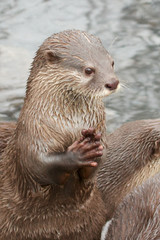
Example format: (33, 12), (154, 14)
(0, 30), (119, 239)
(103, 173), (160, 240)
(98, 118), (160, 220)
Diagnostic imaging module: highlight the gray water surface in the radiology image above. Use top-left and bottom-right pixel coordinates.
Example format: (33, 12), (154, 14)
(0, 0), (160, 131)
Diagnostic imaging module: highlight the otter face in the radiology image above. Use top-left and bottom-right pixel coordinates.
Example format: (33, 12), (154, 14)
(36, 30), (119, 99)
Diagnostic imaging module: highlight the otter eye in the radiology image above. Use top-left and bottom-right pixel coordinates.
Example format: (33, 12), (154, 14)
(112, 61), (114, 67)
(85, 68), (95, 75)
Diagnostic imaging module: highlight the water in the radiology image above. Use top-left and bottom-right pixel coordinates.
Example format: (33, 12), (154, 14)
(0, 0), (160, 132)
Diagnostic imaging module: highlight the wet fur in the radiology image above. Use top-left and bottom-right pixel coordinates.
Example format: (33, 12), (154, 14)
(98, 119), (160, 219)
(0, 122), (16, 155)
(0, 30), (113, 240)
(1, 30), (160, 239)
(104, 173), (160, 240)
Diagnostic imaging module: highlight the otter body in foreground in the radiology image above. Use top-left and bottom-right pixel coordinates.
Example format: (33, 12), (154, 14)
(98, 119), (160, 220)
(0, 30), (119, 239)
(103, 173), (160, 240)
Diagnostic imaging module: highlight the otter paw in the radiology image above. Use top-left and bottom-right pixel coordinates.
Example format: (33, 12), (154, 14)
(81, 128), (102, 142)
(67, 130), (103, 168)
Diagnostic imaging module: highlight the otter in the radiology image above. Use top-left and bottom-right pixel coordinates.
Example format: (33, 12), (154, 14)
(98, 118), (160, 220)
(102, 173), (160, 240)
(0, 30), (119, 240)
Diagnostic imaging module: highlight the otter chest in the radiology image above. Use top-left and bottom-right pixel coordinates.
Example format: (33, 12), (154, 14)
(48, 110), (105, 152)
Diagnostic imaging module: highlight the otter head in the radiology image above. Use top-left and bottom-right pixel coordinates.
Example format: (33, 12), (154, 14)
(27, 30), (119, 100)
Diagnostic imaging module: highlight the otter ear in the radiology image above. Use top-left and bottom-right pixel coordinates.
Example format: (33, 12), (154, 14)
(45, 50), (61, 63)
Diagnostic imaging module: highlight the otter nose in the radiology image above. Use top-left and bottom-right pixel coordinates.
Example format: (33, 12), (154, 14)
(105, 79), (119, 91)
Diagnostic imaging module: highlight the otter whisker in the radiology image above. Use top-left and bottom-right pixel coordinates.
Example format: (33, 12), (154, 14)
(108, 36), (119, 51)
(120, 83), (129, 89)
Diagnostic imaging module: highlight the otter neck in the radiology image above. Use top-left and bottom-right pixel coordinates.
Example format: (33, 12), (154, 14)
(19, 82), (107, 153)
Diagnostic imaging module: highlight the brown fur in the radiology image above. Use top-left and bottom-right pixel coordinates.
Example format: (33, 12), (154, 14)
(1, 30), (160, 239)
(104, 173), (160, 240)
(0, 30), (119, 240)
(98, 119), (160, 220)
(0, 122), (16, 155)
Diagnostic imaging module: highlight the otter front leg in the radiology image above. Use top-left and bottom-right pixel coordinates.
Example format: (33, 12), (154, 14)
(33, 133), (103, 185)
(58, 135), (103, 183)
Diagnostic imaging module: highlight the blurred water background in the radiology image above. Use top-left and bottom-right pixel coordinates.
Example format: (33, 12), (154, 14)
(0, 0), (160, 132)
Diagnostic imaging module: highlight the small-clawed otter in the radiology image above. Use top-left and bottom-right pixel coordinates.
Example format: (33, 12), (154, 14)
(102, 173), (160, 240)
(0, 30), (119, 240)
(98, 119), (160, 220)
